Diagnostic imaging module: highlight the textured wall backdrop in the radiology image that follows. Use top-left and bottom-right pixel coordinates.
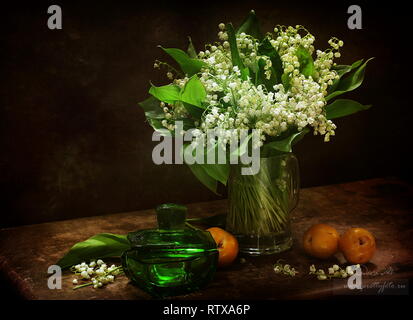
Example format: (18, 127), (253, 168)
(0, 1), (410, 227)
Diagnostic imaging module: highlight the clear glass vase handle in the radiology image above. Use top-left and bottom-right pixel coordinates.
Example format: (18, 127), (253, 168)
(286, 153), (300, 213)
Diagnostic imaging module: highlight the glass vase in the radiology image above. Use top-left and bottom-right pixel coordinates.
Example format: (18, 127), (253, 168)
(226, 153), (299, 255)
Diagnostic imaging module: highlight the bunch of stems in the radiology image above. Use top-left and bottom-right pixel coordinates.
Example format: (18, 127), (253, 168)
(227, 156), (295, 235)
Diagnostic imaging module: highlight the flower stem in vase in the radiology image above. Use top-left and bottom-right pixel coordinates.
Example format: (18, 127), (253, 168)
(227, 154), (299, 255)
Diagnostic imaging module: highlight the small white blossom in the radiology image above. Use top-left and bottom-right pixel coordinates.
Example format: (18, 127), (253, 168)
(346, 266), (354, 275)
(95, 269), (104, 276)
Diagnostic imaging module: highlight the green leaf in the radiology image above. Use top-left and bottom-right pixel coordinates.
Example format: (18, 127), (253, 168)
(182, 144), (218, 194)
(175, 117), (197, 131)
(296, 46), (315, 78)
(147, 118), (172, 136)
(333, 59), (364, 77)
(149, 83), (180, 104)
(326, 57), (374, 101)
(241, 66), (250, 80)
(226, 23), (249, 80)
(57, 233), (129, 270)
(183, 143), (229, 189)
(257, 38), (283, 85)
(180, 75), (206, 108)
(281, 73), (291, 92)
(202, 143), (230, 186)
(236, 10), (263, 40)
(325, 99), (372, 120)
(138, 96), (162, 113)
(143, 111), (164, 120)
(255, 58), (269, 88)
(182, 143), (231, 193)
(203, 163), (229, 186)
(138, 96), (164, 119)
(182, 102), (204, 119)
(160, 47), (206, 76)
(328, 59), (364, 93)
(291, 127), (310, 146)
(230, 133), (252, 158)
(248, 59), (259, 75)
(187, 163), (218, 194)
(263, 128), (309, 154)
(187, 36), (197, 59)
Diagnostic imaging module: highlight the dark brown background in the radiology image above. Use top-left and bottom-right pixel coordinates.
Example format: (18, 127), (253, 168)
(0, 0), (411, 227)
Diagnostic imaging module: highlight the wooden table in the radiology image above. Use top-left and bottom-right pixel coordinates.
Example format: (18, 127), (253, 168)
(0, 178), (412, 300)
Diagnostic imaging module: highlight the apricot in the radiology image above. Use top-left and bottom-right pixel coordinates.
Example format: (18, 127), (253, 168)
(207, 227), (239, 267)
(303, 224), (340, 259)
(339, 228), (376, 264)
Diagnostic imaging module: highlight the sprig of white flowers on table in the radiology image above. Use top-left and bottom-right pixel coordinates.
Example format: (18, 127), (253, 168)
(140, 10), (372, 193)
(274, 260), (299, 277)
(309, 263), (361, 280)
(273, 261), (361, 280)
(70, 259), (123, 290)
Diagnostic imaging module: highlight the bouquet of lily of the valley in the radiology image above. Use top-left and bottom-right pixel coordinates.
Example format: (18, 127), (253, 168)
(139, 10), (372, 197)
(56, 11), (374, 268)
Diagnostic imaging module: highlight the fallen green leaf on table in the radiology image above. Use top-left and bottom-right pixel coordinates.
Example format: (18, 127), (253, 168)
(57, 233), (129, 270)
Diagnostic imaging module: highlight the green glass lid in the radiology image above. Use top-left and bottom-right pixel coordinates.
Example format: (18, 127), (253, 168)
(156, 203), (187, 230)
